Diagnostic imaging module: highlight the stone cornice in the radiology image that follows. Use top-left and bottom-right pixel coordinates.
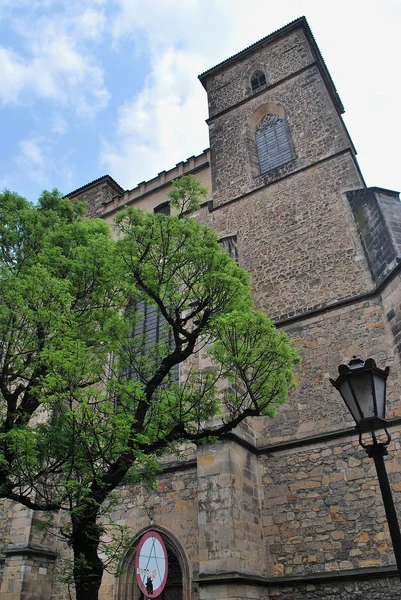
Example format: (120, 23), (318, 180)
(275, 257), (401, 328)
(194, 565), (399, 587)
(4, 544), (57, 560)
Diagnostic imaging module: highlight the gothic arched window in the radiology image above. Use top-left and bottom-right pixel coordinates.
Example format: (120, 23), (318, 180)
(255, 113), (292, 174)
(250, 70), (267, 93)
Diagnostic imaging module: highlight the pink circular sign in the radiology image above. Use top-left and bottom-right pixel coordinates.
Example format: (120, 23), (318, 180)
(135, 531), (168, 598)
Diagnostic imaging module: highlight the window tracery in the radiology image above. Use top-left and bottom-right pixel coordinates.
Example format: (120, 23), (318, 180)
(250, 70), (267, 93)
(255, 113), (292, 173)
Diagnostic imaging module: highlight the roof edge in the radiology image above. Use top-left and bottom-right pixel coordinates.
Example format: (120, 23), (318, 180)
(66, 174), (124, 199)
(198, 16), (344, 114)
(198, 16), (307, 83)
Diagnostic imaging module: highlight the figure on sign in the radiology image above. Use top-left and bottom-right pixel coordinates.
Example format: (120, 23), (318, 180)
(146, 575), (153, 595)
(135, 532), (168, 598)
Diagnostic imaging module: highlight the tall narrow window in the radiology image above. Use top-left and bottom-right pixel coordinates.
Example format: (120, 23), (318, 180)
(250, 70), (267, 93)
(219, 235), (238, 262)
(255, 114), (292, 174)
(129, 300), (178, 383)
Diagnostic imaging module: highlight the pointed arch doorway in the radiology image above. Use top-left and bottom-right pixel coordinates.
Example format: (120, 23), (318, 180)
(118, 527), (189, 600)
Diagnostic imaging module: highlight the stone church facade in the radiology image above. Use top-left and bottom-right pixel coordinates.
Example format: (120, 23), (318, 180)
(2, 16), (401, 600)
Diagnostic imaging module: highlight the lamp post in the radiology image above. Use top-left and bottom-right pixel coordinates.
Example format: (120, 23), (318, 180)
(330, 357), (401, 581)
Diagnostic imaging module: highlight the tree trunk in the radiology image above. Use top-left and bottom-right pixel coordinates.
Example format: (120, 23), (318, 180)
(71, 509), (104, 600)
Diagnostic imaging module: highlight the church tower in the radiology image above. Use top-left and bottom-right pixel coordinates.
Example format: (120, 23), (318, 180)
(2, 16), (401, 600)
(194, 15), (401, 599)
(198, 16), (368, 320)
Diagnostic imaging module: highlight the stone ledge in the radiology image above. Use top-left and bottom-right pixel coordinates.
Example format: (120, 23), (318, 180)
(194, 565), (399, 587)
(4, 544), (57, 560)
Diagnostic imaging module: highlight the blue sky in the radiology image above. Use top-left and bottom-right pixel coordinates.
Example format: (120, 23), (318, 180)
(1, 0), (400, 202)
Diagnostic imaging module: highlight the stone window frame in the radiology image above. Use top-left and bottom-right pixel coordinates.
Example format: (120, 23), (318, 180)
(250, 69), (267, 93)
(117, 525), (191, 600)
(243, 62), (269, 97)
(246, 102), (295, 179)
(219, 234), (239, 263)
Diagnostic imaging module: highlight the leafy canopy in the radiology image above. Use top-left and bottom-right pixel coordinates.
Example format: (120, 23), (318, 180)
(167, 173), (208, 216)
(0, 187), (299, 599)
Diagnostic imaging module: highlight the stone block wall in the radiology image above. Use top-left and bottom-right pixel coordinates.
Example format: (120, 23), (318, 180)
(261, 429), (401, 577)
(268, 578), (401, 599)
(197, 441), (266, 578)
(0, 553), (57, 600)
(100, 462), (199, 600)
(203, 28), (314, 117)
(201, 21), (354, 210)
(0, 501), (13, 587)
(347, 188), (401, 283)
(68, 176), (123, 218)
(380, 271), (401, 360)
(255, 296), (401, 444)
(207, 65), (352, 207)
(196, 153), (369, 323)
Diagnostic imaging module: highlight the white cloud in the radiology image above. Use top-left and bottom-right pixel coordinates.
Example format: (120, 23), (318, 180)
(18, 138), (45, 166)
(73, 7), (106, 41)
(50, 113), (68, 135)
(100, 46), (209, 188)
(15, 137), (48, 185)
(101, 0), (295, 187)
(14, 135), (76, 192)
(0, 2), (109, 117)
(102, 0), (401, 193)
(3, 0), (401, 197)
(101, 0), (305, 188)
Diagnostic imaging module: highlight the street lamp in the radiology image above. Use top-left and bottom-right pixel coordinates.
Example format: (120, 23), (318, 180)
(330, 356), (401, 581)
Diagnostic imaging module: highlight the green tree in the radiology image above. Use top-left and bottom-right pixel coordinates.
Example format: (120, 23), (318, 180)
(0, 187), (299, 600)
(167, 173), (208, 216)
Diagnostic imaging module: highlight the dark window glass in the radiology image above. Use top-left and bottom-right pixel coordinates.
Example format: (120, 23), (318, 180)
(154, 202), (171, 215)
(255, 114), (292, 174)
(130, 300), (178, 383)
(251, 70), (267, 93)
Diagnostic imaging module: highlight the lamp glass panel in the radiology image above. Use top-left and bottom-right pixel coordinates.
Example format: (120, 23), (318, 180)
(372, 374), (386, 419)
(349, 372), (375, 420)
(338, 380), (362, 423)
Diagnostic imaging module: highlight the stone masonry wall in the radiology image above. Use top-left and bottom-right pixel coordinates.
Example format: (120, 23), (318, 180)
(255, 296), (401, 444)
(268, 577), (401, 599)
(380, 271), (401, 362)
(261, 428), (401, 581)
(69, 179), (121, 218)
(208, 64), (353, 206)
(204, 29), (314, 117)
(0, 501), (13, 586)
(347, 188), (401, 283)
(196, 154), (370, 322)
(197, 441), (266, 578)
(0, 553), (57, 600)
(100, 464), (199, 600)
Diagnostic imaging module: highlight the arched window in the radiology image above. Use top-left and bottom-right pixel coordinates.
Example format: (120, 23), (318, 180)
(255, 113), (292, 173)
(154, 201), (170, 216)
(250, 70), (267, 93)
